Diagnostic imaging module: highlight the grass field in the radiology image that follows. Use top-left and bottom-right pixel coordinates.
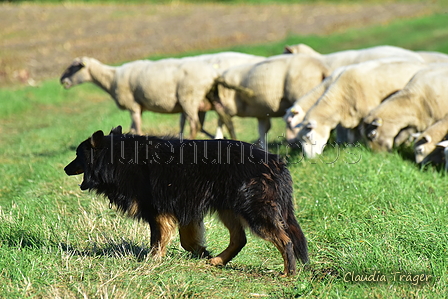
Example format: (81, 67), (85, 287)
(1, 9), (448, 299)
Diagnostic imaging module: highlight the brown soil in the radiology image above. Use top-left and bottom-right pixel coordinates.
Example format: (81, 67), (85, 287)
(0, 2), (436, 87)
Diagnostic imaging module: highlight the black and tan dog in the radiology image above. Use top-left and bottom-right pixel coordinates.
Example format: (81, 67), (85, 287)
(65, 126), (308, 276)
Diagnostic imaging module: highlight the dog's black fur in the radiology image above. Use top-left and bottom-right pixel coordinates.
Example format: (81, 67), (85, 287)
(65, 126), (308, 276)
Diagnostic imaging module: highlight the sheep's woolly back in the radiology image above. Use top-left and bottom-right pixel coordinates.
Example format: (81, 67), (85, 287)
(363, 64), (448, 150)
(304, 58), (427, 129)
(234, 54), (329, 115)
(322, 45), (424, 71)
(284, 44), (321, 57)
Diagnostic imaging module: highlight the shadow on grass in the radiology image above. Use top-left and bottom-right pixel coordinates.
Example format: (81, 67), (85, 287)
(59, 240), (150, 262)
(59, 240), (211, 262)
(2, 228), (49, 249)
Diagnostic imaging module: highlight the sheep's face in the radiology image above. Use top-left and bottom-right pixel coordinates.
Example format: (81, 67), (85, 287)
(414, 135), (432, 163)
(60, 58), (90, 89)
(418, 139), (448, 166)
(283, 106), (305, 143)
(297, 120), (331, 158)
(362, 118), (393, 152)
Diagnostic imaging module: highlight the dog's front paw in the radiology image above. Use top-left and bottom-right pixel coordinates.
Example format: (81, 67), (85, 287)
(209, 256), (225, 266)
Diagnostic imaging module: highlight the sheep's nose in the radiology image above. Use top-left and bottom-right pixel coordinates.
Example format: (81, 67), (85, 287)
(61, 78), (72, 88)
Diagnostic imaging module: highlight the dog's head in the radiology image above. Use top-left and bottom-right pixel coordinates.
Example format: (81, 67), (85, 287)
(65, 126), (123, 190)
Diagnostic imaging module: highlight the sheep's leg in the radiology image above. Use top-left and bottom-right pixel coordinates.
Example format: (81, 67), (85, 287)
(215, 119), (224, 139)
(179, 113), (186, 136)
(257, 117), (271, 149)
(129, 106), (143, 135)
(210, 100), (236, 139)
(183, 112), (200, 139)
(198, 111), (215, 139)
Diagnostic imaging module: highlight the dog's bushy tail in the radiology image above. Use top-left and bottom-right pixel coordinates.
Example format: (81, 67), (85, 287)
(286, 210), (309, 264)
(275, 165), (309, 265)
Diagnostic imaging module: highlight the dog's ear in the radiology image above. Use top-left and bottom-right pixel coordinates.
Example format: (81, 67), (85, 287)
(90, 130), (105, 148)
(110, 126), (123, 135)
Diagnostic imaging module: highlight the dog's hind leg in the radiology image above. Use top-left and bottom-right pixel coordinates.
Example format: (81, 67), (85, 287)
(247, 215), (297, 276)
(149, 213), (178, 259)
(179, 220), (210, 258)
(209, 210), (247, 267)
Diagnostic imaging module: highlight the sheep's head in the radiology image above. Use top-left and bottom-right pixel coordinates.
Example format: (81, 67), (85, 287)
(60, 57), (90, 89)
(435, 140), (448, 168)
(283, 106), (305, 142)
(297, 120), (331, 158)
(362, 117), (394, 152)
(416, 139), (448, 166)
(414, 135), (432, 164)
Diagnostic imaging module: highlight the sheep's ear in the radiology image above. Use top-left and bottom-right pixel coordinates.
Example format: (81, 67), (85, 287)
(411, 132), (421, 139)
(422, 136), (431, 144)
(306, 120), (316, 130)
(78, 57), (87, 67)
(437, 140), (448, 148)
(372, 118), (383, 127)
(291, 106), (304, 116)
(284, 46), (293, 54)
(110, 126), (123, 135)
(90, 130), (105, 148)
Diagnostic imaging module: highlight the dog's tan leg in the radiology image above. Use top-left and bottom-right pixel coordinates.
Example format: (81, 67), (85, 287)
(149, 214), (177, 259)
(250, 220), (296, 276)
(269, 231), (296, 276)
(179, 220), (209, 257)
(209, 210), (247, 266)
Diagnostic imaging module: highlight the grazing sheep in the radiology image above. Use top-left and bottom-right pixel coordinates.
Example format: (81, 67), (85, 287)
(283, 44), (424, 70)
(414, 114), (448, 165)
(187, 51), (266, 72)
(435, 140), (448, 171)
(61, 52), (264, 138)
(214, 54), (330, 147)
(296, 58), (427, 158)
(180, 52), (266, 139)
(363, 64), (448, 152)
(60, 57), (222, 138)
(283, 65), (349, 142)
(282, 46), (424, 141)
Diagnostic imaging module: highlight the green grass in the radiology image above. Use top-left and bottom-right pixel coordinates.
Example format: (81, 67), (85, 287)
(1, 10), (448, 299)
(1, 0), (420, 4)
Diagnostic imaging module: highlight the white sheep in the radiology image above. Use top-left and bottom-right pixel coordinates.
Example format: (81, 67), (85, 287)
(414, 114), (448, 165)
(282, 45), (425, 141)
(296, 58), (427, 158)
(60, 53), (263, 138)
(363, 63), (448, 152)
(435, 140), (448, 171)
(214, 53), (330, 147)
(416, 51), (448, 63)
(179, 52), (265, 138)
(185, 51), (266, 72)
(285, 44), (448, 64)
(283, 65), (349, 142)
(283, 44), (424, 69)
